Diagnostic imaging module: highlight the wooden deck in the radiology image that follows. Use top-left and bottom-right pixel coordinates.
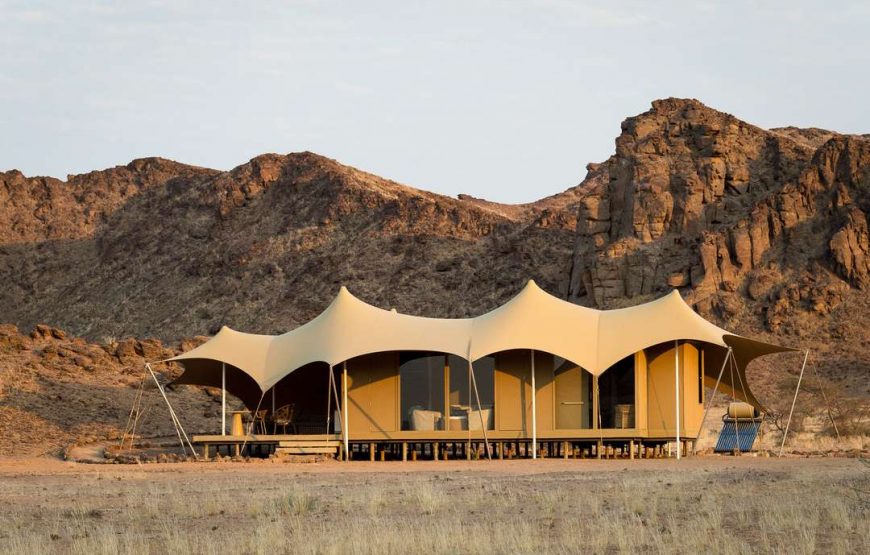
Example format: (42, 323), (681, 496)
(193, 434), (342, 458)
(191, 433), (694, 461)
(192, 433), (340, 443)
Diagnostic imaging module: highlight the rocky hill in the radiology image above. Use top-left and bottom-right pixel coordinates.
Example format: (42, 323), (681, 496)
(1, 98), (868, 451)
(1, 153), (581, 340)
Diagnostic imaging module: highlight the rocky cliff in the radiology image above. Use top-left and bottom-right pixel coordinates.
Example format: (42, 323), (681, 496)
(570, 98), (870, 311)
(568, 99), (870, 401)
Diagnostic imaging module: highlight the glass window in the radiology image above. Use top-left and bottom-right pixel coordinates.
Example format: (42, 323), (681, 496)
(447, 355), (494, 431)
(399, 352), (445, 431)
(599, 355), (635, 429)
(554, 356), (591, 429)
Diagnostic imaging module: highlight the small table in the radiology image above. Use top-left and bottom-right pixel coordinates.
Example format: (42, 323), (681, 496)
(448, 415), (468, 431)
(228, 410), (250, 436)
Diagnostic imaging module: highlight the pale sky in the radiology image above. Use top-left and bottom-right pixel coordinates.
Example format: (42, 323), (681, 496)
(2, 1), (868, 203)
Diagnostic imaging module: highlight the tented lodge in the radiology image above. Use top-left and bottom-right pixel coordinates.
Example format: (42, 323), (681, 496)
(164, 280), (793, 460)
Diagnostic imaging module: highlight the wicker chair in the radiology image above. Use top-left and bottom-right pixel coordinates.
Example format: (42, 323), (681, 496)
(251, 409), (268, 434)
(272, 404), (296, 434)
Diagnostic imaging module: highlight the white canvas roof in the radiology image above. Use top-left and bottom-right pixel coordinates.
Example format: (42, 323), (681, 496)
(167, 280), (794, 408)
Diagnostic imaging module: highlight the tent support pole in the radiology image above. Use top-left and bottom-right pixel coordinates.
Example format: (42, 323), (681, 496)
(530, 349), (537, 460)
(240, 392), (266, 454)
(272, 386), (275, 415)
(468, 354), (492, 460)
(594, 375), (602, 457)
(221, 362), (226, 436)
(146, 363), (197, 457)
(343, 361), (349, 462)
(326, 366), (332, 440)
(675, 340), (680, 460)
(467, 354), (472, 458)
(728, 353), (741, 452)
(808, 351), (841, 442)
(592, 375), (599, 430)
(694, 347), (731, 455)
(779, 350), (809, 457)
(329, 365), (341, 427)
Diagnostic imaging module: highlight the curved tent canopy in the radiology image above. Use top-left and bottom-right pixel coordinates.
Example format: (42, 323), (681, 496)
(167, 280), (795, 410)
(468, 280), (599, 369)
(168, 286), (472, 394)
(260, 287), (472, 390)
(168, 326), (275, 391)
(171, 359), (264, 410)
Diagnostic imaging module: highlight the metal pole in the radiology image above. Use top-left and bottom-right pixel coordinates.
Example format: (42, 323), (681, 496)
(146, 363), (197, 457)
(694, 347), (731, 454)
(593, 374), (603, 458)
(592, 375), (599, 430)
(343, 361), (349, 461)
(675, 340), (680, 460)
(779, 350), (809, 457)
(808, 351), (841, 442)
(326, 365), (333, 437)
(467, 354), (472, 457)
(221, 362), (226, 436)
(729, 353), (741, 452)
(531, 349), (537, 460)
(468, 355), (492, 460)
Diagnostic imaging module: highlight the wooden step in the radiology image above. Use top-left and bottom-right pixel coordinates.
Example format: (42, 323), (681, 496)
(277, 440), (341, 448)
(275, 446), (338, 455)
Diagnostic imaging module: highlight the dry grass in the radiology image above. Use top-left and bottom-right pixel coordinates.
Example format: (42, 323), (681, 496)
(0, 457), (867, 554)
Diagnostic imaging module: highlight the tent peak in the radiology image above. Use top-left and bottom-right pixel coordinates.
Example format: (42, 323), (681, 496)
(332, 285), (363, 304)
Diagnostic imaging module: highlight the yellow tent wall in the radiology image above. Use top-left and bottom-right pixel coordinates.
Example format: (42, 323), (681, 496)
(644, 343), (705, 439)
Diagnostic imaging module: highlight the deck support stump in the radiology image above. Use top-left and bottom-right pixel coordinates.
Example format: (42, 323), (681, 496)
(563, 441), (570, 460)
(433, 442), (439, 461)
(629, 440), (635, 460)
(202, 444), (210, 461)
(369, 443), (376, 462)
(402, 442), (408, 462)
(596, 441), (602, 460)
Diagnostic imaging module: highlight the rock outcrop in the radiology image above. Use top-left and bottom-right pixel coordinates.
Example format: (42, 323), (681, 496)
(0, 325), (215, 455)
(568, 99), (870, 328)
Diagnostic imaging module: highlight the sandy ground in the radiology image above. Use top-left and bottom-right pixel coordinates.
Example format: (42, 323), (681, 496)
(0, 455), (867, 554)
(0, 452), (862, 476)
